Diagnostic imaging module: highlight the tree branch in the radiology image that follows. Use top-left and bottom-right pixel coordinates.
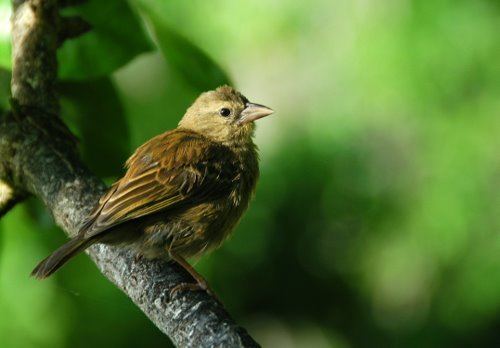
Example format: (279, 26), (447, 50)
(11, 0), (59, 114)
(0, 1), (259, 346)
(0, 111), (28, 217)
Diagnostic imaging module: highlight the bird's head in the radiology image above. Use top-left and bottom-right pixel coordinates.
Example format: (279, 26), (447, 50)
(179, 85), (273, 145)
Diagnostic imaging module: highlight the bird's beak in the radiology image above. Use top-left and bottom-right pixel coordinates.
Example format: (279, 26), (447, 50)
(238, 103), (274, 124)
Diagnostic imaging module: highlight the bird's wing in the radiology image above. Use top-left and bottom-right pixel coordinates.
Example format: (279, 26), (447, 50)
(80, 129), (238, 238)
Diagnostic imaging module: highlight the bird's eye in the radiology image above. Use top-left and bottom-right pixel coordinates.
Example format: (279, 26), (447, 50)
(219, 108), (231, 117)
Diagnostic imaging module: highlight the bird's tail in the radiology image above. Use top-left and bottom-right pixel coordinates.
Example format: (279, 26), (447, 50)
(31, 236), (96, 279)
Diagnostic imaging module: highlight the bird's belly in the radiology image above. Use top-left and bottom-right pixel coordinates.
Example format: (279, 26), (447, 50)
(133, 198), (246, 259)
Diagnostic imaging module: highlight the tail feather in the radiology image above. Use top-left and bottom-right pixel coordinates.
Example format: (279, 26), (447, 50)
(31, 237), (95, 279)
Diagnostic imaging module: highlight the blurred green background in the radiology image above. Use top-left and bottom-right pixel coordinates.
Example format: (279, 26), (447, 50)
(0, 0), (499, 347)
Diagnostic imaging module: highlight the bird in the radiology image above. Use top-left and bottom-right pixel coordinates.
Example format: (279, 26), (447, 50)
(31, 85), (273, 295)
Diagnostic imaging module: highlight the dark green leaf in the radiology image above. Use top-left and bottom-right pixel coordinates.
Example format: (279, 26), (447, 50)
(58, 0), (154, 79)
(60, 78), (130, 177)
(0, 68), (10, 112)
(0, 0), (153, 79)
(131, 1), (231, 91)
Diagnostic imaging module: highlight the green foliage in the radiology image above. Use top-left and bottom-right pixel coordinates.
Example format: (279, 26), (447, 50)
(0, 1), (10, 69)
(132, 0), (231, 90)
(0, 0), (499, 347)
(0, 206), (70, 348)
(0, 0), (153, 80)
(60, 78), (130, 178)
(57, 0), (153, 80)
(0, 68), (9, 111)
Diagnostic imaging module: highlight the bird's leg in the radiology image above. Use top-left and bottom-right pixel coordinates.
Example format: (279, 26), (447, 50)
(168, 250), (220, 302)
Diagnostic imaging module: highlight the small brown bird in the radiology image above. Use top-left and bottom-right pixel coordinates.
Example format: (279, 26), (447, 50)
(32, 86), (273, 294)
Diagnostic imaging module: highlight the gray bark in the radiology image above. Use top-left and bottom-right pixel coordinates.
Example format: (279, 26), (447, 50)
(0, 1), (259, 347)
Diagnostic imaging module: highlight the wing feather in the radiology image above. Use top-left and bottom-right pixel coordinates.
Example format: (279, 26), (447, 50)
(80, 129), (237, 238)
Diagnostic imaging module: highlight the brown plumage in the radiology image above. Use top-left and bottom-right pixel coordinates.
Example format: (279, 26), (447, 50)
(32, 86), (273, 287)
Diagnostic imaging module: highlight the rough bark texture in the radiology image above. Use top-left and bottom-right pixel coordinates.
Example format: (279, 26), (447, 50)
(0, 1), (260, 347)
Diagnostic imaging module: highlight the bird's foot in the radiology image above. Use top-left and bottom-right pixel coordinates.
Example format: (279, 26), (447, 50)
(169, 280), (221, 303)
(134, 252), (145, 262)
(169, 282), (204, 298)
(167, 250), (222, 303)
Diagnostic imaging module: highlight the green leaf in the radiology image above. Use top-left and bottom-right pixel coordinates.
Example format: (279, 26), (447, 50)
(0, 205), (71, 347)
(0, 1), (11, 70)
(60, 78), (130, 177)
(131, 0), (231, 91)
(58, 0), (154, 79)
(0, 0), (153, 79)
(0, 68), (10, 112)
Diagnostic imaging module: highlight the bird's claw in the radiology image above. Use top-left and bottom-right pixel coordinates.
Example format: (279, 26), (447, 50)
(169, 281), (221, 304)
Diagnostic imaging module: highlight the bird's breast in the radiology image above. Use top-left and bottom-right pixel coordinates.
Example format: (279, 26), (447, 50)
(138, 145), (259, 259)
